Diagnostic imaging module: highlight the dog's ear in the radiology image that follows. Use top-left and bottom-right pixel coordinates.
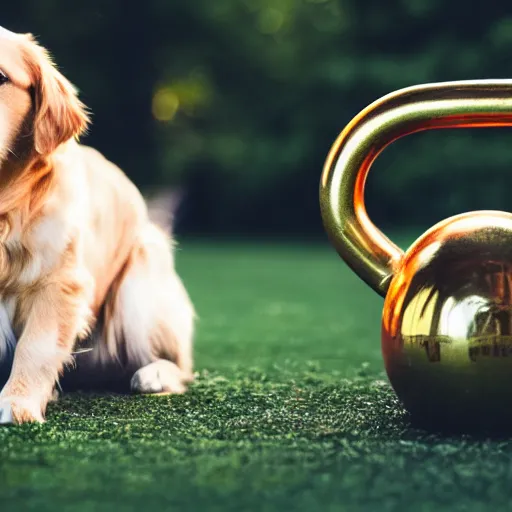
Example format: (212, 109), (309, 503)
(21, 34), (90, 155)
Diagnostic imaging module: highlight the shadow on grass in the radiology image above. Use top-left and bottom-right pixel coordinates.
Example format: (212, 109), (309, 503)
(40, 371), (512, 445)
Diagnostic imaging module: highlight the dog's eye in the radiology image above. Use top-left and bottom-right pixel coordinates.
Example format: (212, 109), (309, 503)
(0, 71), (8, 86)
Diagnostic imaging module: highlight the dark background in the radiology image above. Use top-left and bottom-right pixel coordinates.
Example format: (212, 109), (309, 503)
(5, 1), (512, 238)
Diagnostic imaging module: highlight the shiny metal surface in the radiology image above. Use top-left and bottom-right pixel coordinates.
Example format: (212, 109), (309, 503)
(383, 211), (512, 427)
(320, 79), (512, 297)
(319, 80), (512, 429)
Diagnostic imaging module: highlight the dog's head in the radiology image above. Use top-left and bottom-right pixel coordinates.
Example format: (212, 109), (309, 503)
(0, 27), (89, 164)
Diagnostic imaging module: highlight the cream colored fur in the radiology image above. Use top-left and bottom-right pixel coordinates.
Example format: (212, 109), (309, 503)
(0, 27), (195, 424)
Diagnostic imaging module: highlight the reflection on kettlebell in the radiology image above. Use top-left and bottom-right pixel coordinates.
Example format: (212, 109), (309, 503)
(320, 80), (512, 432)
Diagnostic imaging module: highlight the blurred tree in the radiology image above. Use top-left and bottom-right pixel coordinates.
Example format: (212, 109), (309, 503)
(4, 1), (512, 236)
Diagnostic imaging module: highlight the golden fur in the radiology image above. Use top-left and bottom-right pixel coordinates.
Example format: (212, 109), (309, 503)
(0, 28), (195, 424)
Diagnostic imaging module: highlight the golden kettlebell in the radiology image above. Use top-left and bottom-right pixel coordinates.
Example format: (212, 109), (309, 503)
(320, 80), (512, 432)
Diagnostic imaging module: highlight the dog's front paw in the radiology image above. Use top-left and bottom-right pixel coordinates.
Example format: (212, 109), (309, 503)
(0, 397), (44, 425)
(131, 360), (187, 395)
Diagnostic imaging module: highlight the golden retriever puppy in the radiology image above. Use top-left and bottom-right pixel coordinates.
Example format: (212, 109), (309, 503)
(0, 26), (195, 424)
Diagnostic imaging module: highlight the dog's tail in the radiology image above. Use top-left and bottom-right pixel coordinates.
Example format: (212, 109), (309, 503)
(145, 187), (185, 234)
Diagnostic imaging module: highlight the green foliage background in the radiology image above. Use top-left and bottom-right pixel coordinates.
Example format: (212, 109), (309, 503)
(4, 1), (512, 235)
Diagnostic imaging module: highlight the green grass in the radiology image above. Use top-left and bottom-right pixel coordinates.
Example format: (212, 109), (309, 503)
(2, 240), (512, 511)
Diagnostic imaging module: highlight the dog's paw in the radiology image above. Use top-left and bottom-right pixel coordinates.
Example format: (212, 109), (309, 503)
(131, 360), (187, 395)
(0, 397), (44, 425)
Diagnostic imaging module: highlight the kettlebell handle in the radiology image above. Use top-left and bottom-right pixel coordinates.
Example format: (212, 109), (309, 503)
(320, 80), (512, 298)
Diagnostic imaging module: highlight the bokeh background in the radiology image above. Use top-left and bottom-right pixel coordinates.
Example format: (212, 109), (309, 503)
(5, 2), (512, 239)
(5, 6), (512, 510)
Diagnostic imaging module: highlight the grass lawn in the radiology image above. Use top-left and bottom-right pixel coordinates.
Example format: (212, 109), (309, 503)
(2, 239), (512, 511)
